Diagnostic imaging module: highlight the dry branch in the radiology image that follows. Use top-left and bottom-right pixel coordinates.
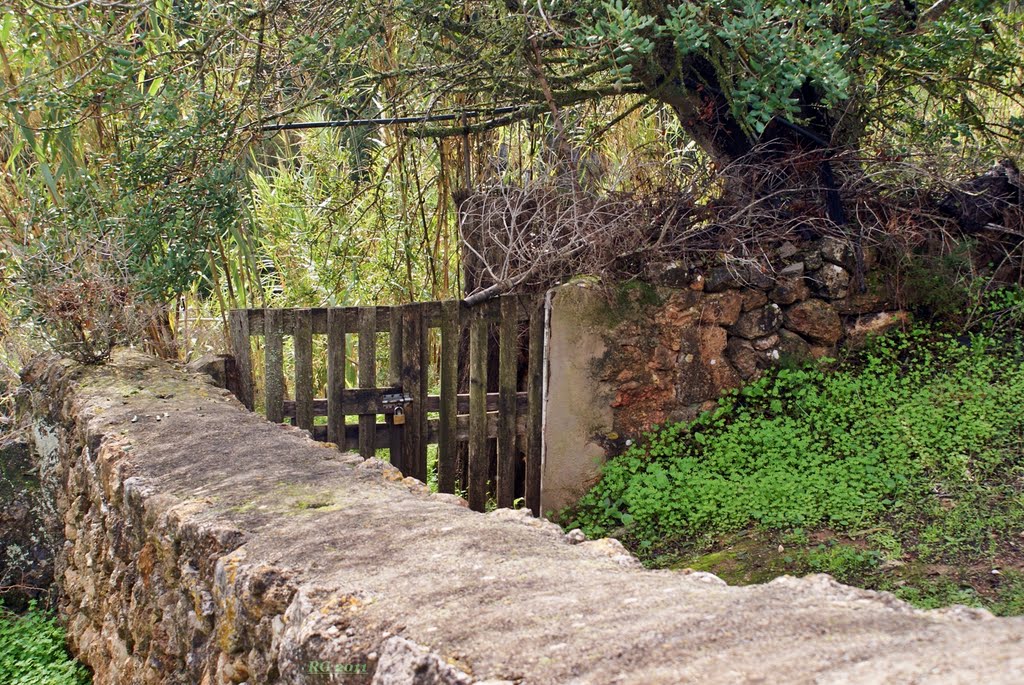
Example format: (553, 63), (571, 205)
(458, 150), (1024, 303)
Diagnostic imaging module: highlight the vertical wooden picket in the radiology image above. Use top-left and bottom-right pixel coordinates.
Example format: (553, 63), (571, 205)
(401, 306), (427, 483)
(496, 297), (518, 508)
(294, 308), (314, 432)
(327, 308), (346, 446)
(228, 310), (254, 410)
(357, 307), (377, 457)
(468, 309), (489, 511)
(387, 307), (404, 472)
(264, 309), (284, 424)
(413, 311), (429, 484)
(438, 300), (460, 494)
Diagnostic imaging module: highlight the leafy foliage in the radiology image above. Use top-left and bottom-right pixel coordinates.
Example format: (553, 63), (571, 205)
(394, 0), (1023, 153)
(0, 602), (90, 685)
(803, 542), (882, 581)
(0, 0), (1021, 365)
(568, 322), (1024, 551)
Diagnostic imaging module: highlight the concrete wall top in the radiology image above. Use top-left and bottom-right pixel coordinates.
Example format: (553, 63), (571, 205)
(24, 351), (1024, 684)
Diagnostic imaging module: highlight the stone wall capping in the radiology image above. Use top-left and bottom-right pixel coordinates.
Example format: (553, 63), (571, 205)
(26, 350), (1024, 684)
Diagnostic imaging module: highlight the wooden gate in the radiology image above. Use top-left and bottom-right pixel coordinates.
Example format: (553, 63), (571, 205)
(227, 296), (545, 513)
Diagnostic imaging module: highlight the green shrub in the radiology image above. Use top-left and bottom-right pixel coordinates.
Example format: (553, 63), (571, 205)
(890, 578), (983, 611)
(0, 602), (90, 685)
(992, 572), (1024, 617)
(21, 234), (157, 365)
(567, 325), (1024, 551)
(804, 543), (881, 582)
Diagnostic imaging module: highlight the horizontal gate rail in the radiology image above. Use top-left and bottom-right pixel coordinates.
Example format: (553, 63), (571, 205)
(242, 299), (515, 337)
(227, 295), (545, 514)
(279, 391), (530, 419)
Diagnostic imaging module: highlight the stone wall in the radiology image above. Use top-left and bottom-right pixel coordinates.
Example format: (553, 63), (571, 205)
(538, 236), (910, 511)
(0, 438), (58, 610)
(21, 351), (1024, 684)
(596, 237), (907, 437)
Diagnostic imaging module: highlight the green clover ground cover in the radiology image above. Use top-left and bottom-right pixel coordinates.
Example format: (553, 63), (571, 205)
(0, 602), (90, 685)
(566, 325), (1024, 613)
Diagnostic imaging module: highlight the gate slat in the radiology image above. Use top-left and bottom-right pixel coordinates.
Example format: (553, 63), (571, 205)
(228, 310), (254, 410)
(437, 300), (460, 494)
(414, 309), (429, 483)
(468, 309), (489, 511)
(357, 307), (377, 458)
(497, 297), (518, 508)
(401, 306), (427, 482)
(526, 296), (545, 516)
(294, 309), (314, 431)
(264, 309), (285, 423)
(327, 308), (346, 446)
(387, 307), (404, 471)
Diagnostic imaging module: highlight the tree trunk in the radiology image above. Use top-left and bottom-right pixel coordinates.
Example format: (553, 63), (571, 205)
(635, 45), (851, 226)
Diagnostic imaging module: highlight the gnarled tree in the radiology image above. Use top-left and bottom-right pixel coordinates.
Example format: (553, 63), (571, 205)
(400, 1), (1020, 164)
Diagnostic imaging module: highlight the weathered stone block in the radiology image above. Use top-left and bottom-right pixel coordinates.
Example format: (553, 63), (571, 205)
(655, 290), (702, 328)
(779, 262), (805, 278)
(726, 338), (758, 380)
(752, 334), (780, 351)
(647, 260), (692, 288)
(677, 325), (742, 404)
(770, 277), (811, 305)
(704, 264), (773, 293)
(740, 289), (769, 312)
(704, 266), (744, 293)
(833, 281), (893, 314)
(698, 291), (744, 326)
(729, 304), (783, 340)
(777, 241), (800, 259)
(727, 336), (781, 381)
(784, 299), (844, 346)
(845, 311), (910, 347)
(810, 263), (850, 299)
(820, 236), (854, 268)
(805, 252), (824, 271)
(778, 328), (812, 360)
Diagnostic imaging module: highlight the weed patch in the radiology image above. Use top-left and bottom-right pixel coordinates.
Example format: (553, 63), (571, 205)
(0, 602), (90, 684)
(565, 318), (1024, 614)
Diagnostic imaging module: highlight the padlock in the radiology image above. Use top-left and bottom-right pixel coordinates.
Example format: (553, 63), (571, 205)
(392, 405), (406, 425)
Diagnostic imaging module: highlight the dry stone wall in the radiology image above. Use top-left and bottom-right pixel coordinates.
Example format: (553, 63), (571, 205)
(21, 351), (1024, 684)
(0, 439), (57, 610)
(597, 237), (908, 436)
(539, 236), (910, 510)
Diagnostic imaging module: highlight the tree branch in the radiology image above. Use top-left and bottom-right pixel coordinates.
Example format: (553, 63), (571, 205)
(919, 0), (956, 25)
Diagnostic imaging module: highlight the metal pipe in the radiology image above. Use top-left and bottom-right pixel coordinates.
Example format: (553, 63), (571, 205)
(260, 106), (523, 132)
